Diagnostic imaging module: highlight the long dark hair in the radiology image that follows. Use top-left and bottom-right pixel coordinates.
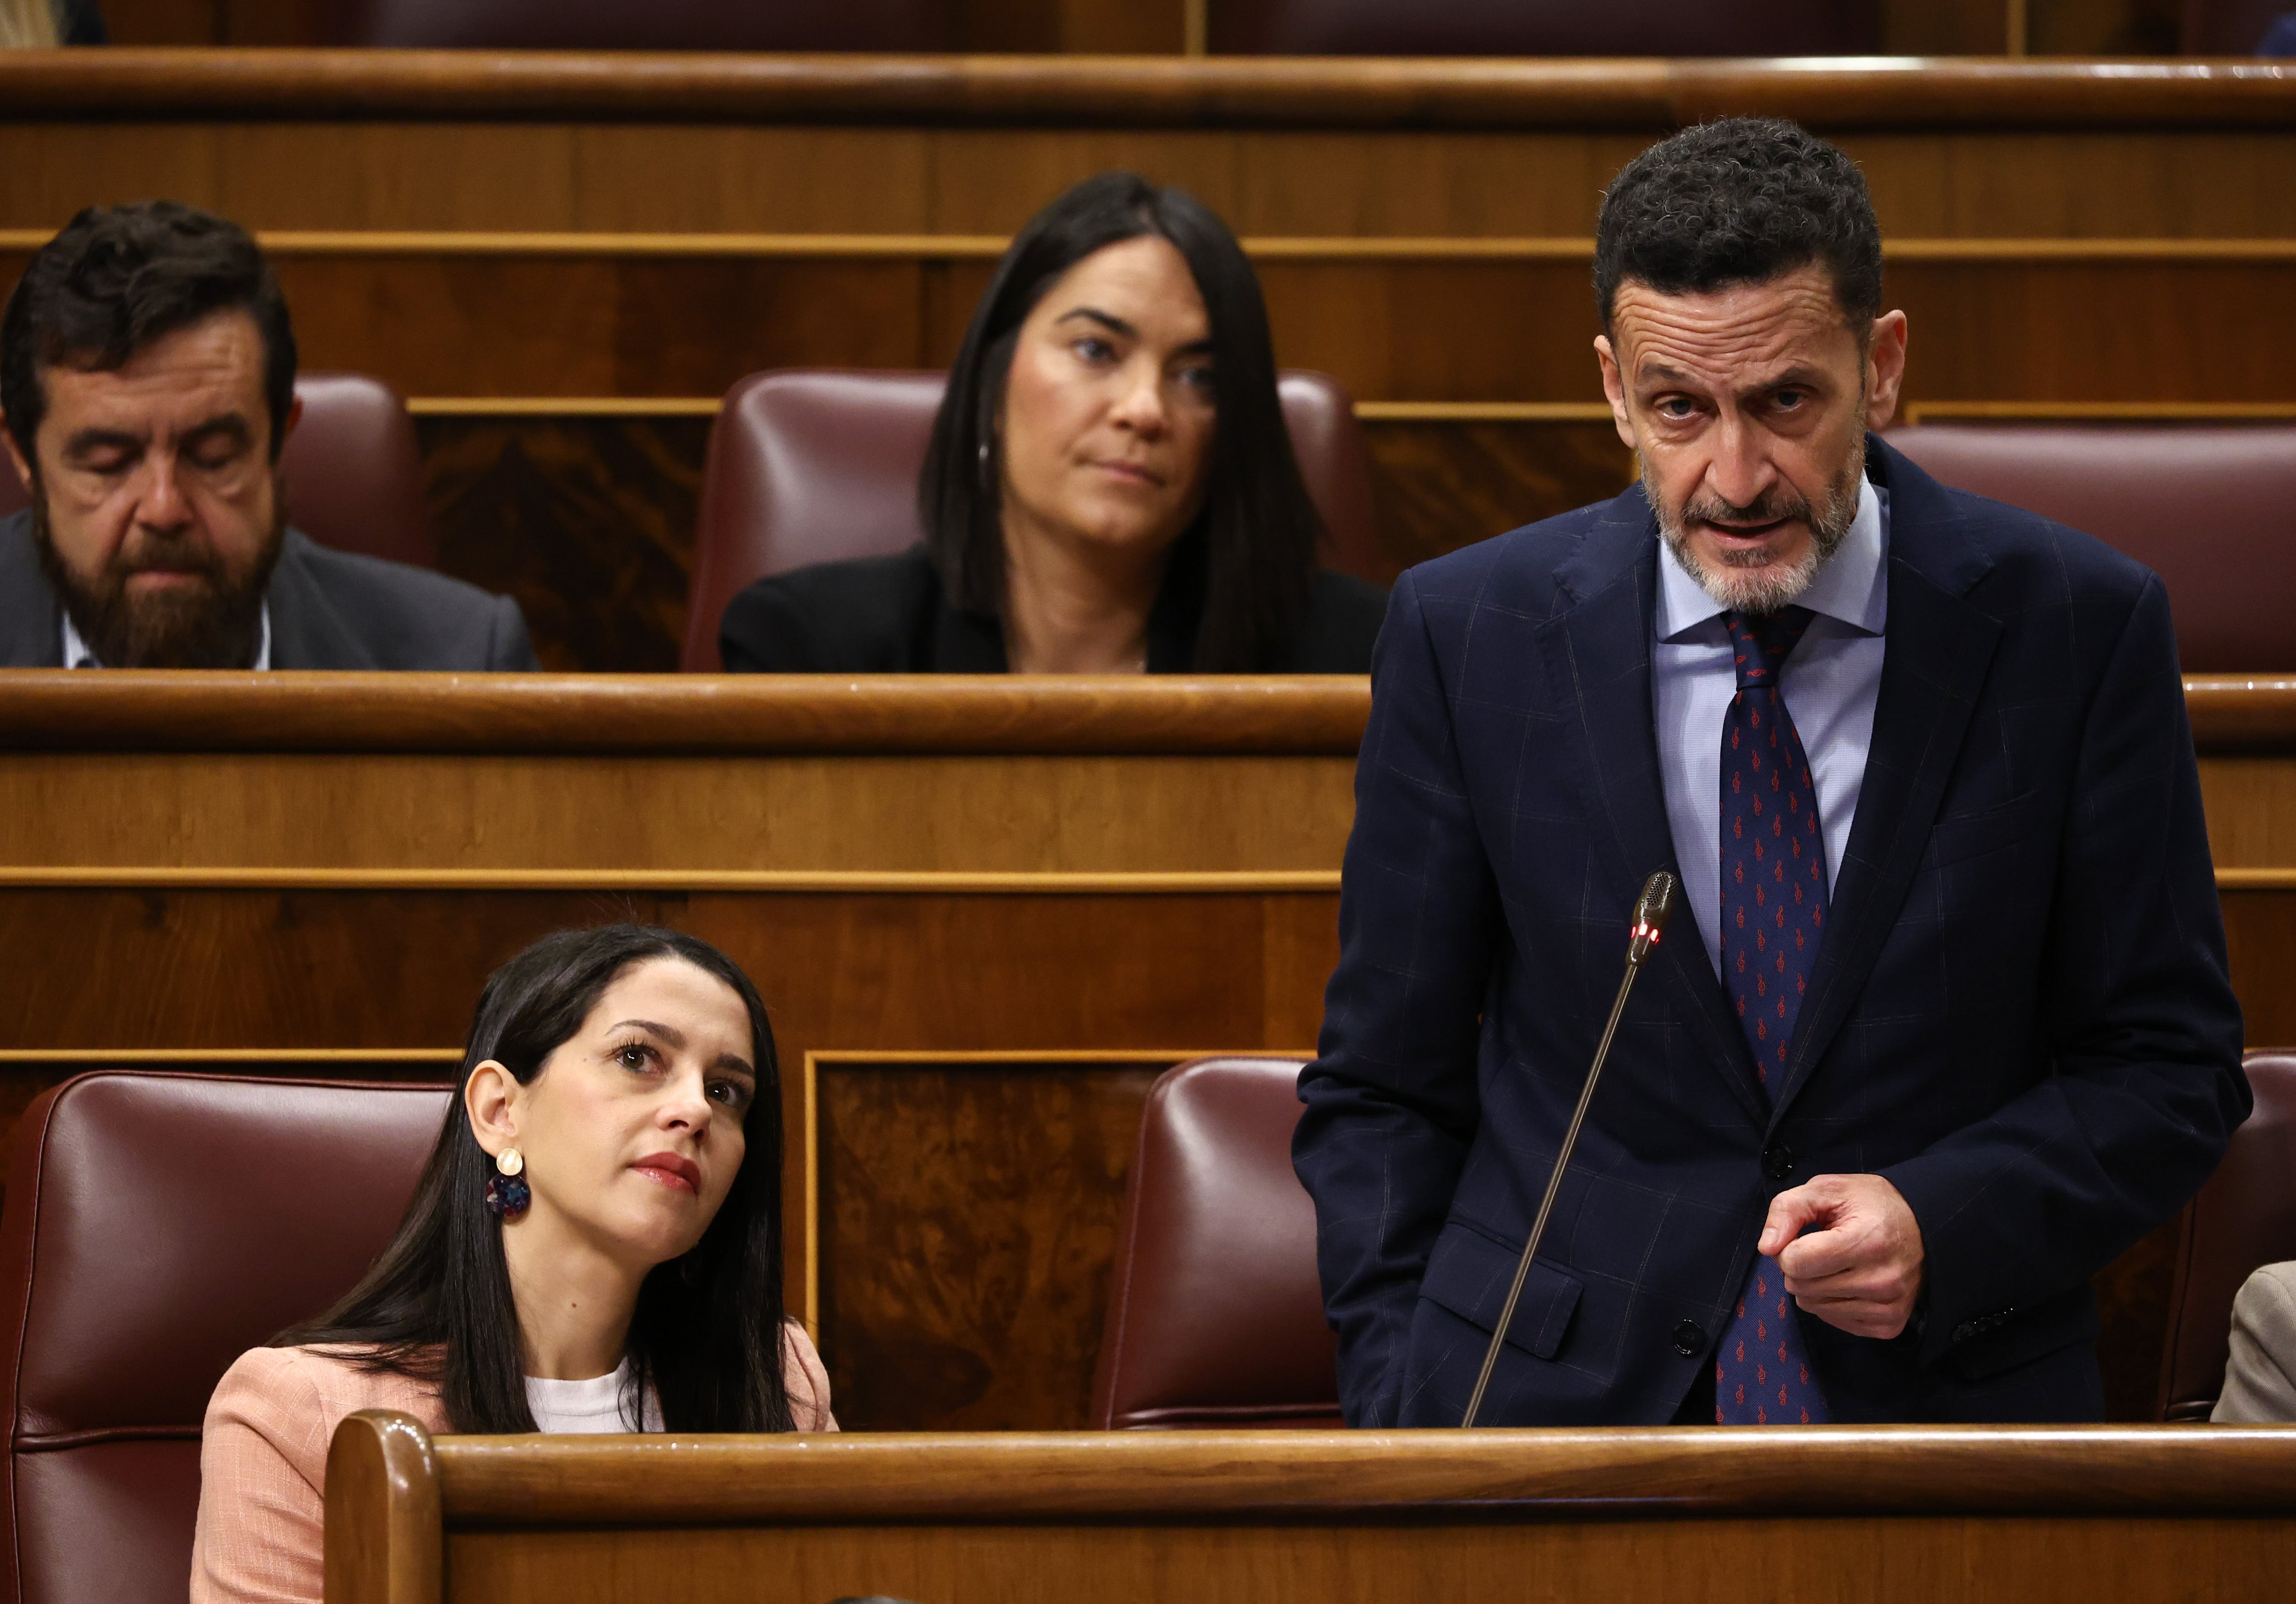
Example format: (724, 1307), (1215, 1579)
(275, 925), (795, 1435)
(920, 170), (1321, 672)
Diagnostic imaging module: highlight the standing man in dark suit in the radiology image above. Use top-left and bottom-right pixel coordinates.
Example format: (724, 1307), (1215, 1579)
(0, 202), (535, 670)
(1294, 119), (2248, 1426)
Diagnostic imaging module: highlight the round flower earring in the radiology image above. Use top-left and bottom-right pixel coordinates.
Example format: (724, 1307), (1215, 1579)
(484, 1146), (530, 1219)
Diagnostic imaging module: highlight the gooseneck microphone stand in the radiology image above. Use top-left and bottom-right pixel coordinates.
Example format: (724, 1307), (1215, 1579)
(1460, 870), (1681, 1429)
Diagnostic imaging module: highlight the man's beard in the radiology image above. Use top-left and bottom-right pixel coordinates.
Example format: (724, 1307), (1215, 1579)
(32, 489), (285, 669)
(1654, 435), (1866, 615)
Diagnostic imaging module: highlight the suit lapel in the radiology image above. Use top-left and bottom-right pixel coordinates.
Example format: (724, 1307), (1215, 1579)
(0, 511), (64, 667)
(265, 531), (380, 670)
(1537, 490), (1770, 1122)
(1768, 440), (2003, 1120)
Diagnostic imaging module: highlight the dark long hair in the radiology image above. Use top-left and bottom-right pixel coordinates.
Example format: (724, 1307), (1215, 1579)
(275, 925), (795, 1435)
(920, 170), (1321, 672)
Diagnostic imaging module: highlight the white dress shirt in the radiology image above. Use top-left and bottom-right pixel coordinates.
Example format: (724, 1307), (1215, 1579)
(1652, 478), (1890, 977)
(62, 601), (272, 670)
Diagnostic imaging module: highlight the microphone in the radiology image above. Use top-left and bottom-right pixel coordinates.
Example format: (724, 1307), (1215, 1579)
(1460, 869), (1680, 1428)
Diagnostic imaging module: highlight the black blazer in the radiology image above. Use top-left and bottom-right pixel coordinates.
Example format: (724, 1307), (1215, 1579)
(0, 512), (537, 671)
(719, 544), (1387, 673)
(1293, 436), (2248, 1427)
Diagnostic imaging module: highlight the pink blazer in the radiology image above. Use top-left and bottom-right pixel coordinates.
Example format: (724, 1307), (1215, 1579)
(190, 1328), (836, 1604)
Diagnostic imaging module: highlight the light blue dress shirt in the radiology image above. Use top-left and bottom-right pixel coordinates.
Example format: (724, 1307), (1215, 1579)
(1653, 478), (1889, 977)
(62, 601), (271, 670)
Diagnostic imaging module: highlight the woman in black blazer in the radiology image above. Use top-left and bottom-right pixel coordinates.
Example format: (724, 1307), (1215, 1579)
(719, 172), (1386, 675)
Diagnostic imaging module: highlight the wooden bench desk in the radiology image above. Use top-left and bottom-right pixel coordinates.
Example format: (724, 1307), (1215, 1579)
(4, 672), (2295, 1428)
(4, 55), (2290, 667)
(323, 1415), (2296, 1604)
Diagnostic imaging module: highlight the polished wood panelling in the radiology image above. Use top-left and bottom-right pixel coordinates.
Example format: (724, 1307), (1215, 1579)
(107, 0), (1189, 51)
(2029, 0), (2181, 52)
(321, 1423), (2296, 1604)
(815, 1056), (1168, 1429)
(417, 415), (700, 672)
(439, 1515), (2296, 1604)
(1362, 418), (1633, 576)
(7, 246), (2291, 407)
(8, 55), (2295, 131)
(6, 106), (2296, 240)
(426, 1423), (2296, 1516)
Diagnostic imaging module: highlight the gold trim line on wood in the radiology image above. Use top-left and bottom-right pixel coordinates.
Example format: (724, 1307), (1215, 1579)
(407, 396), (724, 418)
(1902, 401), (2296, 423)
(0, 1047), (464, 1064)
(0, 868), (1346, 893)
(1357, 401), (1618, 423)
(406, 397), (2296, 427)
(11, 232), (2296, 263)
(806, 1049), (1311, 1065)
(402, 396), (1623, 423)
(7, 867), (2287, 891)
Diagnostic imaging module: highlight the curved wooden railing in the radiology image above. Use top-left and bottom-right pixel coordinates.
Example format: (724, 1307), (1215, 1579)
(0, 672), (2289, 756)
(0, 52), (2290, 129)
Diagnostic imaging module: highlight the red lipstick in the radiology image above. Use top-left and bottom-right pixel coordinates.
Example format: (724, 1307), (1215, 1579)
(632, 1152), (701, 1194)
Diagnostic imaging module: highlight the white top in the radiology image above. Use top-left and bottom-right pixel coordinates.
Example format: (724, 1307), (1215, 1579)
(1651, 477), (1890, 977)
(523, 1358), (664, 1434)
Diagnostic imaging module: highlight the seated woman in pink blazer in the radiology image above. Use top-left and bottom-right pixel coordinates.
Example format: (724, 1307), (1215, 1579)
(192, 924), (835, 1604)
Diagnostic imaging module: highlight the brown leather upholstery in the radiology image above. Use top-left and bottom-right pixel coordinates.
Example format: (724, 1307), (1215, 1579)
(0, 372), (435, 570)
(343, 0), (956, 48)
(1887, 423), (2296, 672)
(0, 1072), (452, 1604)
(2183, 0), (2293, 51)
(681, 368), (1384, 671)
(1090, 1055), (1341, 1430)
(2156, 1052), (2296, 1421)
(1209, 0), (1880, 55)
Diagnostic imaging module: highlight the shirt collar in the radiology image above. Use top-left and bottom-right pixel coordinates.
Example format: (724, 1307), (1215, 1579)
(1656, 475), (1889, 643)
(62, 600), (272, 670)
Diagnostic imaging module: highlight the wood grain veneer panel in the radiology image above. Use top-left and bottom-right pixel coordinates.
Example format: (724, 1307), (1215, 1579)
(2222, 890), (2296, 1046)
(9, 123), (2296, 238)
(1361, 418), (1633, 576)
(2196, 758), (2296, 870)
(0, 676), (1374, 756)
(10, 55), (2296, 129)
(11, 247), (2291, 407)
(0, 752), (1356, 871)
(416, 414), (701, 672)
(0, 885), (1343, 1329)
(814, 1057), (1165, 1429)
(441, 1515), (2296, 1604)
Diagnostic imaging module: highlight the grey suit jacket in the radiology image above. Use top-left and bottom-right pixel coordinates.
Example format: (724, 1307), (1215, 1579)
(0, 510), (537, 670)
(2215, 1261), (2296, 1422)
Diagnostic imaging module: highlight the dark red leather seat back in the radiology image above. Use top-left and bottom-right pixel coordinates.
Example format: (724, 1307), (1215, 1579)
(280, 373), (438, 570)
(1888, 423), (2296, 672)
(2157, 1052), (2296, 1420)
(0, 1072), (453, 1604)
(1210, 0), (1880, 54)
(0, 372), (434, 570)
(1090, 1056), (1342, 1429)
(2183, 0), (2293, 51)
(343, 0), (956, 48)
(682, 368), (1384, 671)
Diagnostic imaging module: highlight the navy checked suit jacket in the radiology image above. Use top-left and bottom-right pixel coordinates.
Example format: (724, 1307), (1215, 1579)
(1294, 436), (2250, 1426)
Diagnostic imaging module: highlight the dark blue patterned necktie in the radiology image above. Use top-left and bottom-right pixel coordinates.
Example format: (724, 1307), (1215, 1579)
(1714, 607), (1831, 1426)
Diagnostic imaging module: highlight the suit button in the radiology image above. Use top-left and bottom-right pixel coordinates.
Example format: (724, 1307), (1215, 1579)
(1671, 1320), (1705, 1357)
(1762, 1143), (1795, 1182)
